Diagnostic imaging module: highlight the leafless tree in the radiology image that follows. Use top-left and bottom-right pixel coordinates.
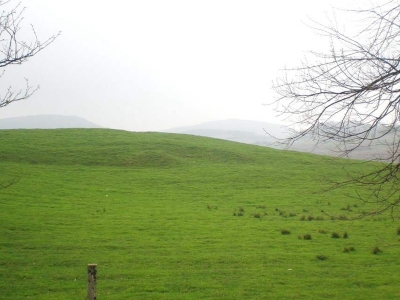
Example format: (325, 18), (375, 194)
(273, 1), (400, 217)
(0, 0), (59, 109)
(0, 0), (59, 191)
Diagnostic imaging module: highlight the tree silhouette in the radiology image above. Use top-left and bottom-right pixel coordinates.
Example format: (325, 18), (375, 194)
(0, 0), (59, 190)
(0, 0), (59, 108)
(273, 1), (400, 217)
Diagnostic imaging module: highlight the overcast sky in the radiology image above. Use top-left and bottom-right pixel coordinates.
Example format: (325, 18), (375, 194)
(0, 0), (363, 131)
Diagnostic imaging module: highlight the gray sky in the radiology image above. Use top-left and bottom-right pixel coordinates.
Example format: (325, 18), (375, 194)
(1, 0), (360, 131)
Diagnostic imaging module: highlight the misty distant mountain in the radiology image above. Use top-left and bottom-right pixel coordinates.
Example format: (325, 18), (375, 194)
(0, 115), (102, 129)
(165, 119), (289, 147)
(165, 119), (396, 161)
(286, 123), (398, 161)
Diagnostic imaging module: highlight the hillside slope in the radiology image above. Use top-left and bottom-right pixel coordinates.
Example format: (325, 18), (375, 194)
(0, 128), (338, 168)
(0, 129), (396, 300)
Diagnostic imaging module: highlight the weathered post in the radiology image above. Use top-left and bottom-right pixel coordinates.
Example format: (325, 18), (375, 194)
(87, 264), (97, 300)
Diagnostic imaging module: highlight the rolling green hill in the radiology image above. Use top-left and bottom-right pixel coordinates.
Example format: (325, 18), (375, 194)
(0, 129), (399, 299)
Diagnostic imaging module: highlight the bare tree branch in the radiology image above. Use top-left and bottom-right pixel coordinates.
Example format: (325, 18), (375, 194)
(0, 0), (60, 108)
(273, 1), (400, 218)
(0, 0), (59, 190)
(0, 176), (18, 189)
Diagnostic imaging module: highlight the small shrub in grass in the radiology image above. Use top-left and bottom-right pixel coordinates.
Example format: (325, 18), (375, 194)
(397, 227), (400, 235)
(307, 215), (314, 221)
(289, 212), (297, 217)
(343, 246), (355, 253)
(318, 229), (327, 234)
(372, 246), (382, 255)
(300, 215), (306, 221)
(281, 229), (291, 235)
(343, 231), (349, 239)
(331, 232), (340, 239)
(233, 207), (244, 216)
(316, 255), (328, 260)
(303, 233), (312, 240)
(253, 213), (261, 218)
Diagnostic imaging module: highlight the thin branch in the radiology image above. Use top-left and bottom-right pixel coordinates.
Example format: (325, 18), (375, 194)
(272, 0), (400, 217)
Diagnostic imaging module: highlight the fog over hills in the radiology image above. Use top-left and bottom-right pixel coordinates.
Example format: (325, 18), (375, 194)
(166, 119), (395, 161)
(0, 115), (102, 129)
(0, 116), (394, 161)
(165, 119), (289, 147)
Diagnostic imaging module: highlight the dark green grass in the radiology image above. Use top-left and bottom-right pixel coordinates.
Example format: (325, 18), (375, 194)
(0, 129), (399, 299)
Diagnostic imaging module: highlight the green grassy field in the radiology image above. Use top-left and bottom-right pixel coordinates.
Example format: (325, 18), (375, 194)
(0, 129), (399, 299)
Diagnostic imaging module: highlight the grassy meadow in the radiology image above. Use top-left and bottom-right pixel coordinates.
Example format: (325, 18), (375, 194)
(0, 129), (399, 299)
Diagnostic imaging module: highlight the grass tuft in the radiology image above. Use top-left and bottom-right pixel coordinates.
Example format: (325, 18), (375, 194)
(316, 255), (328, 260)
(343, 246), (355, 253)
(372, 246), (382, 255)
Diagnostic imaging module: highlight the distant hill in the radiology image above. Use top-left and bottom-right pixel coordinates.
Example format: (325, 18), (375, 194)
(165, 119), (394, 161)
(0, 115), (102, 129)
(165, 119), (289, 147)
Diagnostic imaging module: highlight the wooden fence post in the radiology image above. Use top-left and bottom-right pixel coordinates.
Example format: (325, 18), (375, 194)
(87, 264), (97, 300)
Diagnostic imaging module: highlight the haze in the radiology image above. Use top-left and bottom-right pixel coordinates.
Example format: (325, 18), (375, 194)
(0, 0), (361, 131)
